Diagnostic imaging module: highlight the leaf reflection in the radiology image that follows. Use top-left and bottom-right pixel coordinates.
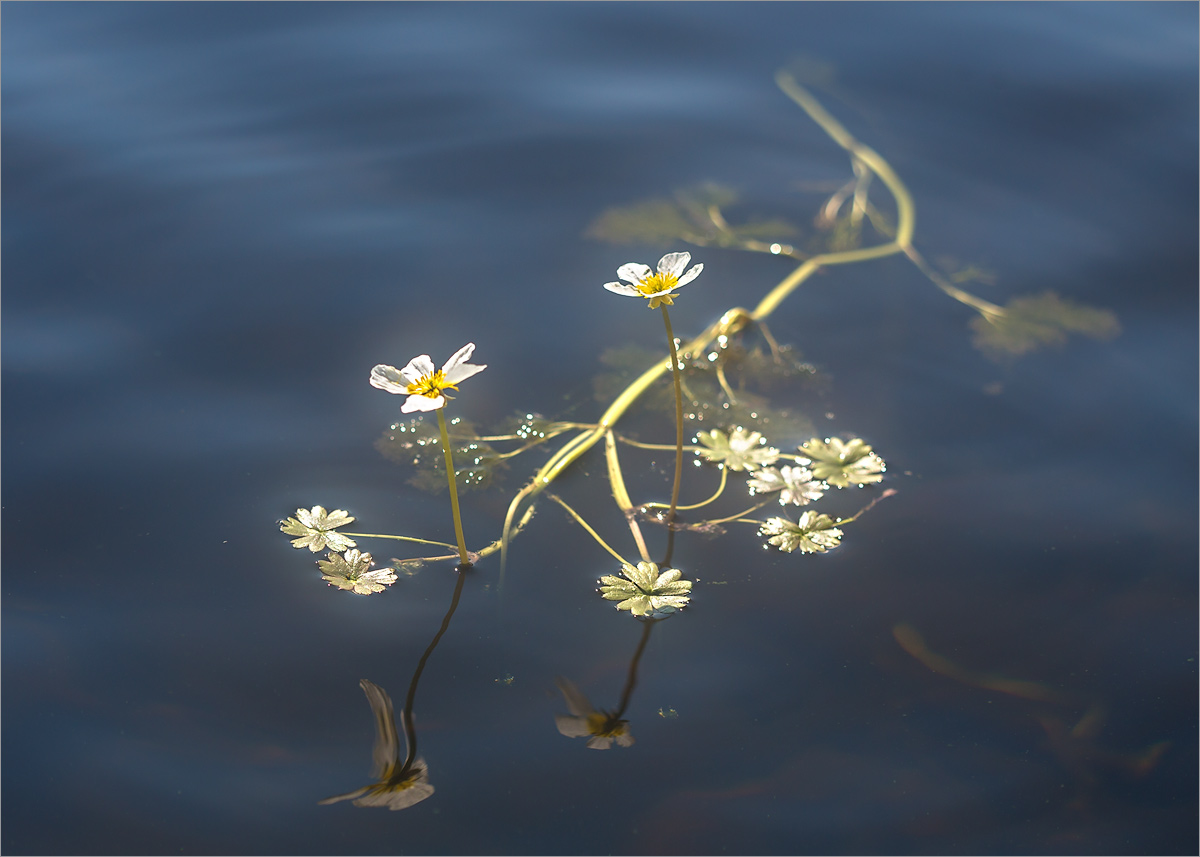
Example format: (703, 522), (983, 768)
(969, 291), (1120, 360)
(893, 622), (1170, 802)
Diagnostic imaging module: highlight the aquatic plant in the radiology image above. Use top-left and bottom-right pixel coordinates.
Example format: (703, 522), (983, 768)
(370, 343), (487, 566)
(280, 506), (357, 552)
(598, 561), (693, 618)
(276, 68), (1119, 807)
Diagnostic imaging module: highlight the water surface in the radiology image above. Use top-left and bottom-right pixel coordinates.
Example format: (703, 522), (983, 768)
(3, 3), (1197, 854)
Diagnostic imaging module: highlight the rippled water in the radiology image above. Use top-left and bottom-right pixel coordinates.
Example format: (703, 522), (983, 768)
(3, 3), (1197, 854)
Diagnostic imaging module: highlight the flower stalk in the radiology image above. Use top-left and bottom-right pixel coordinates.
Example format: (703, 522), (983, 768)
(660, 305), (685, 529)
(437, 407), (472, 566)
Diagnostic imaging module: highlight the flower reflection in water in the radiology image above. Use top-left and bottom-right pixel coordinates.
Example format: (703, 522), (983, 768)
(555, 616), (661, 750)
(554, 677), (635, 750)
(318, 679), (434, 810)
(322, 567), (469, 810)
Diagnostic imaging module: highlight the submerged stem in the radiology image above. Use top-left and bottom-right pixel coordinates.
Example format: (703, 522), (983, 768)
(437, 408), (471, 566)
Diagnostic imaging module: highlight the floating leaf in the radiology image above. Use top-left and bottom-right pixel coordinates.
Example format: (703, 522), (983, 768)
(970, 291), (1120, 359)
(318, 549), (398, 595)
(799, 437), (885, 488)
(747, 465), (825, 506)
(695, 427), (781, 472)
(760, 511), (843, 554)
(280, 506), (357, 552)
(598, 561), (694, 618)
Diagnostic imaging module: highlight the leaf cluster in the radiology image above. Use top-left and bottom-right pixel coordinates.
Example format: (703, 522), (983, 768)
(593, 334), (820, 444)
(375, 417), (506, 493)
(586, 184), (799, 249)
(970, 291), (1120, 360)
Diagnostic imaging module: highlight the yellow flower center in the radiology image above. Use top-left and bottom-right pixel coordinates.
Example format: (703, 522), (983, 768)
(586, 712), (627, 737)
(635, 272), (679, 297)
(406, 369), (457, 399)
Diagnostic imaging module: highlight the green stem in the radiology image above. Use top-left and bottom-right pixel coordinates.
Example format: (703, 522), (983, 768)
(501, 75), (920, 575)
(604, 430), (653, 563)
(342, 532), (459, 550)
(437, 408), (471, 566)
(700, 499), (773, 526)
(547, 493), (632, 566)
(660, 305), (685, 526)
(641, 466), (727, 512)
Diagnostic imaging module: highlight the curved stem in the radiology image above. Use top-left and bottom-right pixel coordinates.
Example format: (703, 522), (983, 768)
(611, 618), (655, 720)
(547, 493), (631, 566)
(660, 305), (685, 526)
(642, 465), (727, 512)
(615, 436), (702, 452)
(699, 499), (773, 526)
(437, 408), (471, 566)
(604, 430), (652, 563)
(836, 487), (898, 525)
(501, 75), (922, 575)
(399, 566), (468, 772)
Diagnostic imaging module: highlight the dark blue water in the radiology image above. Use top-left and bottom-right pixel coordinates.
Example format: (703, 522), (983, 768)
(3, 3), (1196, 854)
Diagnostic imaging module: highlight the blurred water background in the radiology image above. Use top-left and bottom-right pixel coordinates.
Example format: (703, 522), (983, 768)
(3, 2), (1197, 854)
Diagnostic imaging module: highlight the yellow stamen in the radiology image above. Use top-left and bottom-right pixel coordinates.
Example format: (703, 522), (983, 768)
(406, 370), (458, 399)
(635, 271), (679, 297)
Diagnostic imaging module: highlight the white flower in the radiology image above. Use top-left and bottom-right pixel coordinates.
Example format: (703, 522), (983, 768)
(280, 505), (357, 552)
(603, 251), (703, 309)
(318, 549), (398, 595)
(553, 677), (634, 750)
(747, 465), (825, 506)
(695, 427), (780, 471)
(760, 511), (843, 554)
(598, 561), (693, 618)
(370, 343), (486, 413)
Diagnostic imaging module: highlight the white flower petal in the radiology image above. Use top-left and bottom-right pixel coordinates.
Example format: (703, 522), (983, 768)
(604, 282), (643, 297)
(657, 251), (691, 277)
(554, 678), (597, 718)
(675, 263), (703, 287)
(443, 361), (486, 385)
(440, 342), (475, 372)
(369, 364), (408, 394)
(555, 714), (596, 738)
(401, 394), (444, 413)
(398, 354), (436, 385)
(616, 262), (652, 285)
(604, 282), (643, 298)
